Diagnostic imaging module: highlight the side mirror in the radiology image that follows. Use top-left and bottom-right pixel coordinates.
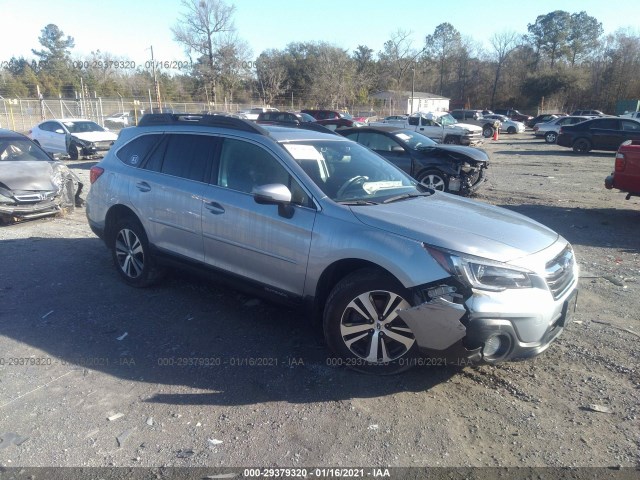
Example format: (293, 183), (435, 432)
(391, 146), (405, 153)
(253, 183), (294, 218)
(55, 129), (65, 134)
(252, 184), (292, 205)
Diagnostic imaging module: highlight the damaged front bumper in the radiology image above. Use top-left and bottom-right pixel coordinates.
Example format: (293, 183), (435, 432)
(399, 284), (578, 364)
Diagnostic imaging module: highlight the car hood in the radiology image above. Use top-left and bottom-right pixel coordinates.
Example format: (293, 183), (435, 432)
(0, 161), (60, 191)
(71, 131), (118, 142)
(450, 122), (482, 132)
(350, 194), (559, 263)
(422, 145), (489, 162)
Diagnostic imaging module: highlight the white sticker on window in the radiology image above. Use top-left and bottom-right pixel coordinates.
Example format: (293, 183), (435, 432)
(395, 133), (411, 141)
(362, 181), (403, 194)
(283, 144), (325, 161)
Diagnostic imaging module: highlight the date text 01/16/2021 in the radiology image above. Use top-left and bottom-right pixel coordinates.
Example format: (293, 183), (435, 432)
(0, 357), (135, 367)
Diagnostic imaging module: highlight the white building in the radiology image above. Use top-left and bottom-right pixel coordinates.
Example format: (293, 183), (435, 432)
(370, 90), (450, 115)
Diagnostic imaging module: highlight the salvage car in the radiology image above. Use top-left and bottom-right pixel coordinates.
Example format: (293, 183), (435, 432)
(0, 129), (83, 223)
(29, 118), (118, 160)
(605, 140), (640, 200)
(533, 115), (591, 143)
(87, 114), (578, 374)
(557, 117), (640, 153)
(482, 114), (526, 134)
(338, 126), (488, 195)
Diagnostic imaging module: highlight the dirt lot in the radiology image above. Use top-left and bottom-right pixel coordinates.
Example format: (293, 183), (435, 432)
(0, 133), (638, 474)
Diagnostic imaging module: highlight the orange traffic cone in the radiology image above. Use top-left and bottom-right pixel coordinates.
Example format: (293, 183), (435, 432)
(492, 127), (499, 141)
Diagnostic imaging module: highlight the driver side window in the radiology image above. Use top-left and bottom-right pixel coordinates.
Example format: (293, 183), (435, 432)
(217, 138), (311, 207)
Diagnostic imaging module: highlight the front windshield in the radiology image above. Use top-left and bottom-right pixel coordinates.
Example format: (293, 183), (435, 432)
(282, 140), (421, 203)
(393, 130), (437, 149)
(0, 139), (51, 162)
(63, 121), (105, 133)
(438, 114), (458, 126)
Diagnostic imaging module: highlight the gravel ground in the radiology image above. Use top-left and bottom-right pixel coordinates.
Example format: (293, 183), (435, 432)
(0, 133), (638, 473)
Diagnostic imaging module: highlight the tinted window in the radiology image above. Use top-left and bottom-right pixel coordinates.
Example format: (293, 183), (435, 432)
(356, 132), (400, 151)
(40, 121), (62, 132)
(160, 134), (216, 182)
(622, 120), (640, 131)
(116, 134), (163, 167)
(592, 119), (618, 130)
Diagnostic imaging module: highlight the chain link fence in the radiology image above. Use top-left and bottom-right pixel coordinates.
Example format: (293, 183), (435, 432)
(0, 96), (248, 133)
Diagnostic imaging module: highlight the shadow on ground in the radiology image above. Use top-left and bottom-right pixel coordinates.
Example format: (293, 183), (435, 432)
(0, 236), (458, 408)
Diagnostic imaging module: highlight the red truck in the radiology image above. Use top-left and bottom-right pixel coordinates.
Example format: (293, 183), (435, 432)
(605, 140), (640, 199)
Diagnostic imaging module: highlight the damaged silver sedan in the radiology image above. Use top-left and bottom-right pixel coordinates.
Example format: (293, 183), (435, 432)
(0, 129), (83, 223)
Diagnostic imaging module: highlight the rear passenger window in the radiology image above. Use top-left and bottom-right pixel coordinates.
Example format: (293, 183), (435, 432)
(116, 134), (162, 167)
(160, 134), (216, 182)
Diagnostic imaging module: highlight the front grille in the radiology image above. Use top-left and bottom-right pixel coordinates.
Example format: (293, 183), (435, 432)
(545, 246), (576, 300)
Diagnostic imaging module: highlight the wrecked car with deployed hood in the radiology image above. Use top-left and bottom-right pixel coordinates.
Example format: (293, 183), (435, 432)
(86, 114), (578, 374)
(0, 129), (84, 223)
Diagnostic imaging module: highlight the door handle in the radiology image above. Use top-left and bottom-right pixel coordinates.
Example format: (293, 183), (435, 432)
(204, 201), (225, 214)
(136, 181), (151, 192)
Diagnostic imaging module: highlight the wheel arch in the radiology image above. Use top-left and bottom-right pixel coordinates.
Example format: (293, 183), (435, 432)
(104, 204), (142, 243)
(310, 259), (399, 325)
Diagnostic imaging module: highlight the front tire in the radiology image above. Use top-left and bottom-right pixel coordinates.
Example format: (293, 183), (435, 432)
(572, 138), (591, 153)
(68, 143), (80, 160)
(323, 269), (418, 374)
(507, 126), (516, 134)
(544, 131), (557, 143)
(110, 217), (164, 287)
(417, 169), (448, 192)
(443, 135), (460, 144)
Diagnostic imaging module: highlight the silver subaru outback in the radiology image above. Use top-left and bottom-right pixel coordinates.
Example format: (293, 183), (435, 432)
(86, 114), (578, 374)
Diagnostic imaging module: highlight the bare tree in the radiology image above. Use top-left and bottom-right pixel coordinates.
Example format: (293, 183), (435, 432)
(425, 23), (462, 95)
(489, 31), (519, 108)
(255, 49), (288, 105)
(172, 0), (236, 104)
(378, 29), (417, 89)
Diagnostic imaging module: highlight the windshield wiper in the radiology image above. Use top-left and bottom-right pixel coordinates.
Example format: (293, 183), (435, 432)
(337, 200), (379, 206)
(382, 191), (433, 204)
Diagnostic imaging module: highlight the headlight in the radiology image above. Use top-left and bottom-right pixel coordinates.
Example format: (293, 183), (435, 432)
(424, 244), (533, 291)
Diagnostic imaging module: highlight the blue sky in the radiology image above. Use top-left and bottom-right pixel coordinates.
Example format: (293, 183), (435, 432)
(1, 0), (638, 69)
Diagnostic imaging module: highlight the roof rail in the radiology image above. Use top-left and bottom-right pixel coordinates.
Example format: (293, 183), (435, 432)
(137, 113), (268, 135)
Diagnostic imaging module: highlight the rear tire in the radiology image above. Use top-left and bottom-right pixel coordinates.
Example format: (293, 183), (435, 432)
(482, 126), (494, 138)
(572, 138), (591, 153)
(323, 269), (418, 374)
(110, 216), (164, 287)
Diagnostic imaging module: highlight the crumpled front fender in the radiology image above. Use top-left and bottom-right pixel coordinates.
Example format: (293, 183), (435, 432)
(398, 297), (467, 350)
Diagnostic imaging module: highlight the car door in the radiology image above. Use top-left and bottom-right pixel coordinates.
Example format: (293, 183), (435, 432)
(37, 121), (66, 154)
(129, 133), (215, 262)
(415, 118), (443, 141)
(590, 119), (621, 149)
(201, 137), (316, 297)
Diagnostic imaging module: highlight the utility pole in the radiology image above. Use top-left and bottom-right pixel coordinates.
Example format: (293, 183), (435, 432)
(150, 46), (162, 113)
